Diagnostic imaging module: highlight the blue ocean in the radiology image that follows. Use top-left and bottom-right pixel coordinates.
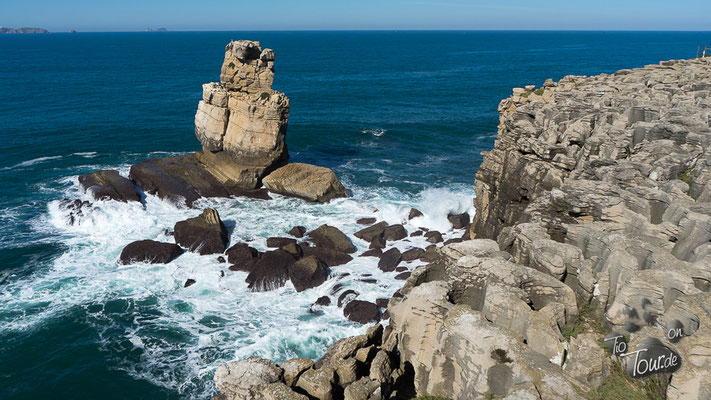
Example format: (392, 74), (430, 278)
(0, 31), (708, 399)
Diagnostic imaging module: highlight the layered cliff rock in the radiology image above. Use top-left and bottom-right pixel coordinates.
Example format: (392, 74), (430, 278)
(213, 58), (711, 399)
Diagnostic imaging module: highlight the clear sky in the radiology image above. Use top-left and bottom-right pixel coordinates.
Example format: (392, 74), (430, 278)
(2, 0), (710, 32)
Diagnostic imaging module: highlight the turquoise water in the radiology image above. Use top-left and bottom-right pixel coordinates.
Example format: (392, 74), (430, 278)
(0, 31), (709, 399)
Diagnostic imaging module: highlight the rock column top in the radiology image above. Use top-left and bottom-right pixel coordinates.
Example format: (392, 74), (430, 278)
(220, 40), (276, 93)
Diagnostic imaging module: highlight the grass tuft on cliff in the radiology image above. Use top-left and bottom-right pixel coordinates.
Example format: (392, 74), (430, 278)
(562, 304), (607, 340)
(586, 361), (669, 400)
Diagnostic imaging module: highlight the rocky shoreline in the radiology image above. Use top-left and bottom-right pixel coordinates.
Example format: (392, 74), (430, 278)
(211, 57), (711, 399)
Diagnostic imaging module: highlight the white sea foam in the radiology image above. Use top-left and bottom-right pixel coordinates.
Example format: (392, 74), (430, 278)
(72, 152), (99, 158)
(361, 128), (387, 137)
(0, 174), (474, 398)
(2, 155), (63, 170)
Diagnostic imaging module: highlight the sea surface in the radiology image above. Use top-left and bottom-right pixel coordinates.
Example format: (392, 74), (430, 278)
(0, 31), (708, 399)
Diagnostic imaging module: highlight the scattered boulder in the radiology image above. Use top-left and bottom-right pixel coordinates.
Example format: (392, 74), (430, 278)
(408, 208), (423, 220)
(281, 242), (303, 258)
(288, 255), (329, 292)
(174, 208), (229, 255)
(395, 266), (408, 272)
(447, 212), (470, 229)
(354, 221), (388, 242)
(301, 245), (352, 267)
(119, 240), (183, 265)
(343, 300), (380, 324)
(377, 248), (402, 272)
(225, 243), (260, 271)
(184, 279), (196, 288)
(314, 296), (331, 306)
(401, 248), (424, 262)
(78, 170), (140, 202)
(262, 163), (348, 203)
(375, 298), (389, 308)
(356, 217), (377, 225)
(425, 230), (443, 243)
(245, 250), (296, 291)
(383, 224), (407, 241)
(410, 230), (423, 237)
(308, 225), (356, 253)
(360, 248), (382, 258)
(217, 256), (226, 263)
(289, 226), (307, 238)
(368, 233), (386, 249)
(267, 237), (297, 248)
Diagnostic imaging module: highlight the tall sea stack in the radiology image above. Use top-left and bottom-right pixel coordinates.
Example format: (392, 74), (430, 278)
(194, 40), (290, 188)
(115, 40), (347, 206)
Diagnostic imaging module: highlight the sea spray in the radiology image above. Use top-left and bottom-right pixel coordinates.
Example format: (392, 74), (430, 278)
(1, 170), (474, 398)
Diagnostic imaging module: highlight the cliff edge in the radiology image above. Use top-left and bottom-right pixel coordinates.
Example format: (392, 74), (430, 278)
(212, 57), (711, 399)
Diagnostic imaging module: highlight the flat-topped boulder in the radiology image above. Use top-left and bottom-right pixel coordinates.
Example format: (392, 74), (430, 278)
(78, 170), (140, 202)
(262, 163), (348, 203)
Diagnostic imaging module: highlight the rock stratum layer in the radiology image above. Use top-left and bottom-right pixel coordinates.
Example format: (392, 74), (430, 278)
(213, 58), (711, 399)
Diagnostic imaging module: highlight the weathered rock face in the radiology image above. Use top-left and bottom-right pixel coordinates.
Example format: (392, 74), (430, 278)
(194, 40), (290, 189)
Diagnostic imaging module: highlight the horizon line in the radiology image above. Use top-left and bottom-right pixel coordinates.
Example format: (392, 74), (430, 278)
(12, 28), (711, 34)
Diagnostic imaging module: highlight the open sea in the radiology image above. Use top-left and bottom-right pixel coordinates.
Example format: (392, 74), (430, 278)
(0, 31), (709, 399)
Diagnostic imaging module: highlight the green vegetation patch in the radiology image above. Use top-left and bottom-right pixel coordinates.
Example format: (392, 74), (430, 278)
(562, 304), (607, 340)
(677, 168), (692, 186)
(586, 361), (669, 400)
(259, 91), (271, 100)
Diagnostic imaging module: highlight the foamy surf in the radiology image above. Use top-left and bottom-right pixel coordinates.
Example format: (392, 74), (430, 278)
(0, 168), (474, 398)
(2, 155), (64, 170)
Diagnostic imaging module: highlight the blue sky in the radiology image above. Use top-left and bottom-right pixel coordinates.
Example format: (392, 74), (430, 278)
(2, 0), (710, 32)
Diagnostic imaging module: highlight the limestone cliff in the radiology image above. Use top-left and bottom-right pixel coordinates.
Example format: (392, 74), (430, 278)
(212, 59), (711, 400)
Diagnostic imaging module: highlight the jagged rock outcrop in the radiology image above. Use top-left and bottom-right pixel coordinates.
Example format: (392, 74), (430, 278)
(213, 58), (711, 400)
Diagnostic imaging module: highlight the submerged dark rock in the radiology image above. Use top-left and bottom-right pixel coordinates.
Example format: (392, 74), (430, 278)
(343, 300), (380, 324)
(78, 170), (141, 202)
(119, 240), (183, 265)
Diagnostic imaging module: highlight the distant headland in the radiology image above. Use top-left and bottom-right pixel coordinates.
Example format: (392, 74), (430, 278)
(0, 26), (48, 34)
